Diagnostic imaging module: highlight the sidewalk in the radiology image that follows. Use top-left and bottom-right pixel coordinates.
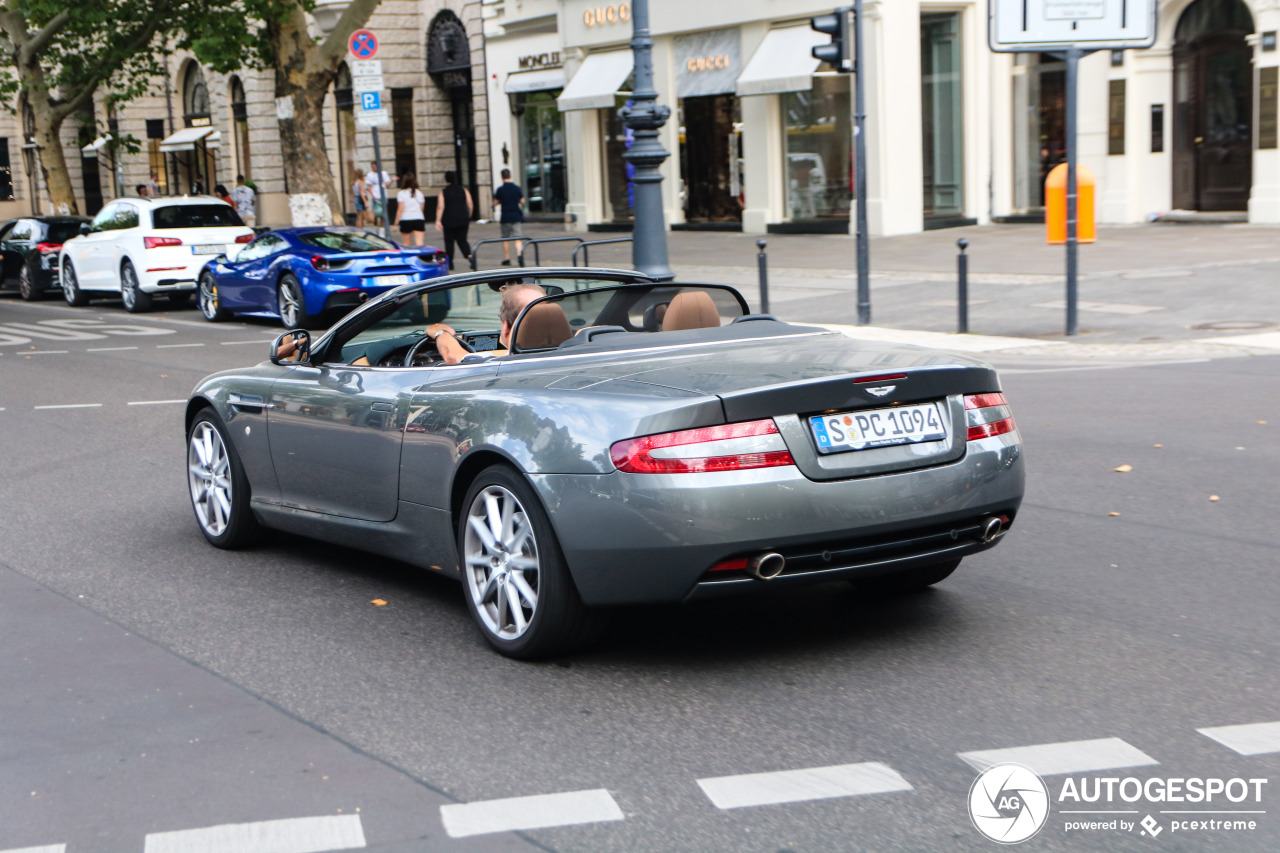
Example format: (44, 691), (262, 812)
(464, 220), (1280, 361)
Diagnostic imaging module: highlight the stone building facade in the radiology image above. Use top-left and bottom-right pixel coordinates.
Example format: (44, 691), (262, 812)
(0, 0), (492, 228)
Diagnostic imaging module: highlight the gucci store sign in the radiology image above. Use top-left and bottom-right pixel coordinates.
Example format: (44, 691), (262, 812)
(675, 28), (741, 98)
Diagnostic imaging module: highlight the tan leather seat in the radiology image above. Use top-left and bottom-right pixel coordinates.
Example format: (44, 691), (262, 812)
(514, 301), (573, 350)
(662, 290), (721, 331)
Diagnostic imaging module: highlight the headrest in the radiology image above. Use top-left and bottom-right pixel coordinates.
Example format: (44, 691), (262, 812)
(514, 301), (573, 350)
(662, 290), (721, 331)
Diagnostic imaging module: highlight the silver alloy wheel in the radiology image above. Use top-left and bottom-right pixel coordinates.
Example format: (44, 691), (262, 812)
(188, 421), (233, 537)
(62, 265), (78, 303)
(199, 275), (218, 319)
(18, 262), (33, 299)
(121, 263), (138, 309)
(278, 279), (301, 327)
(463, 485), (540, 640)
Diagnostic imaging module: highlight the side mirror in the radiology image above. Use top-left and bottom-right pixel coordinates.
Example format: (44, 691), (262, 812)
(270, 329), (311, 365)
(79, 223), (91, 236)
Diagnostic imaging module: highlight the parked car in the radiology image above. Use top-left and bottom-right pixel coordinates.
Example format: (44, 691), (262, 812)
(0, 216), (90, 300)
(59, 196), (254, 312)
(196, 226), (450, 329)
(184, 267), (1025, 659)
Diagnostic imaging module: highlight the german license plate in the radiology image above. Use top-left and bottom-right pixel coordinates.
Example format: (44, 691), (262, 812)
(191, 244), (224, 254)
(375, 275), (411, 286)
(809, 402), (947, 454)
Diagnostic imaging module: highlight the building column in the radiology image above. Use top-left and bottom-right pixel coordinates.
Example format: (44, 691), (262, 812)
(864, 0), (923, 236)
(1249, 27), (1280, 223)
(1126, 47), (1174, 222)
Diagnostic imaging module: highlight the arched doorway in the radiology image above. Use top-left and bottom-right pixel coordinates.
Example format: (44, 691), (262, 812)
(1172, 0), (1254, 211)
(427, 11), (478, 220)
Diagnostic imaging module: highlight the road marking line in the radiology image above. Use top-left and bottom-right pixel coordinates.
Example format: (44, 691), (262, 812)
(0, 845), (67, 853)
(33, 403), (102, 410)
(697, 761), (913, 810)
(440, 788), (624, 838)
(1201, 332), (1280, 351)
(1198, 722), (1280, 756)
(22, 350), (68, 355)
(128, 400), (187, 406)
(958, 738), (1158, 777)
(156, 343), (205, 349)
(222, 340), (276, 346)
(87, 346), (140, 352)
(143, 814), (365, 853)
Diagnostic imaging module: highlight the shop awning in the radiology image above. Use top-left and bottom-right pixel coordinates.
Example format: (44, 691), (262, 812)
(505, 67), (566, 95)
(557, 51), (632, 111)
(80, 135), (112, 158)
(736, 27), (827, 97)
(158, 126), (217, 153)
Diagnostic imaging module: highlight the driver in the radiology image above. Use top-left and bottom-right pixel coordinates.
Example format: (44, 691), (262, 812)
(424, 282), (544, 364)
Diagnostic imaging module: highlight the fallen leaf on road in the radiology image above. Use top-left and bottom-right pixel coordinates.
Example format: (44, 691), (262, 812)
(1153, 444), (1163, 448)
(1209, 495), (1220, 502)
(1108, 512), (1121, 517)
(1259, 421), (1268, 425)
(1114, 464), (1132, 473)
(371, 598), (388, 606)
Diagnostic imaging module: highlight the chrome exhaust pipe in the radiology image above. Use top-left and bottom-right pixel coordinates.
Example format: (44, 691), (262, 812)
(749, 552), (786, 580)
(980, 516), (1004, 543)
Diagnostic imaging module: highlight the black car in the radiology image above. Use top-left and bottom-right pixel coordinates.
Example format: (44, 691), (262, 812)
(0, 216), (91, 300)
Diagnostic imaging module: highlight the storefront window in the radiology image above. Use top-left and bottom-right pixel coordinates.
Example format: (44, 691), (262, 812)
(783, 75), (851, 222)
(921, 13), (964, 220)
(600, 91), (634, 222)
(678, 94), (743, 222)
(1012, 54), (1066, 210)
(517, 90), (566, 214)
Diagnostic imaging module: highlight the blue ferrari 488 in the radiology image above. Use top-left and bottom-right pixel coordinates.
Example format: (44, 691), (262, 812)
(196, 227), (449, 328)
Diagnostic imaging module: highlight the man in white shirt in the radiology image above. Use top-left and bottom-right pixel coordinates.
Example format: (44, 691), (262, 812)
(230, 175), (256, 227)
(366, 160), (393, 226)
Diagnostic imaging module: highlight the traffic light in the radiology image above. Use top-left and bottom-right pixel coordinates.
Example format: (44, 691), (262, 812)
(811, 8), (855, 73)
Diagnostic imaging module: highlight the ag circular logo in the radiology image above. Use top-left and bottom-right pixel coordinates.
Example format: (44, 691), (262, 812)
(968, 762), (1050, 844)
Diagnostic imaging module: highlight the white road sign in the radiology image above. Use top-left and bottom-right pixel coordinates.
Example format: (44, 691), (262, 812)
(352, 75), (384, 93)
(989, 0), (1156, 51)
(350, 59), (382, 77)
(356, 109), (390, 128)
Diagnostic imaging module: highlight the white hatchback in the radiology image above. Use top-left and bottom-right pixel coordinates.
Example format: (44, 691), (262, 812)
(60, 196), (254, 312)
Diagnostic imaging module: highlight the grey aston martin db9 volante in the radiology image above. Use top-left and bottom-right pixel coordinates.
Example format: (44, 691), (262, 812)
(185, 267), (1024, 658)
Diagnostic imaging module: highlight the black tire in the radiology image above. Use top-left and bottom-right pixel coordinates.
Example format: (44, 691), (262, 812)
(120, 260), (152, 313)
(457, 465), (606, 659)
(18, 259), (42, 301)
(277, 273), (307, 330)
(168, 290), (193, 308)
(853, 558), (961, 596)
(62, 261), (89, 306)
(198, 271), (230, 321)
(186, 408), (263, 549)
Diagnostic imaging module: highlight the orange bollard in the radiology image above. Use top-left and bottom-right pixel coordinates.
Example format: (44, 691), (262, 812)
(1045, 163), (1095, 244)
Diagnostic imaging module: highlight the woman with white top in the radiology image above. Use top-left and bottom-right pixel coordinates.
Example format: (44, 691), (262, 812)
(394, 172), (427, 247)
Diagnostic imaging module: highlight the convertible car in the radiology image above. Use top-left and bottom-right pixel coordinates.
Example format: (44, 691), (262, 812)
(185, 267), (1025, 658)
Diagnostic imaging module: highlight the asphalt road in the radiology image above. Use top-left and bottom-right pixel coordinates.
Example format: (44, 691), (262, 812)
(1, 293), (1277, 852)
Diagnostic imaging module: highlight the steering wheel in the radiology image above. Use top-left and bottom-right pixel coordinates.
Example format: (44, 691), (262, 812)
(404, 330), (476, 366)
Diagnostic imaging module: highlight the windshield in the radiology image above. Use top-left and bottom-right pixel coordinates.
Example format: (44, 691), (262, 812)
(298, 229), (398, 253)
(152, 204), (243, 229)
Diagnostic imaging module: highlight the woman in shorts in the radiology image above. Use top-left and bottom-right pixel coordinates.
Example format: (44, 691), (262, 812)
(353, 168), (370, 228)
(395, 172), (427, 247)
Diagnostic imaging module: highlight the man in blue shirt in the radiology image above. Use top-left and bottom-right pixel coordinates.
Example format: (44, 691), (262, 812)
(493, 168), (525, 265)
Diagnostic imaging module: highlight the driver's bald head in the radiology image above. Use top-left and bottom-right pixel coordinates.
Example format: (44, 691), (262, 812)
(499, 283), (546, 327)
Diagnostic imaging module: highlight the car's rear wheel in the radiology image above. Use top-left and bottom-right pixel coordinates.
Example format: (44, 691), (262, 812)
(198, 272), (230, 321)
(120, 260), (152, 313)
(854, 558), (961, 596)
(458, 466), (606, 659)
(277, 274), (307, 329)
(187, 409), (262, 548)
(18, 259), (42, 301)
(62, 262), (89, 306)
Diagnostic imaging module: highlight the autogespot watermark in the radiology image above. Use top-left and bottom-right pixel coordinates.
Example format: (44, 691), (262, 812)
(968, 766), (1268, 844)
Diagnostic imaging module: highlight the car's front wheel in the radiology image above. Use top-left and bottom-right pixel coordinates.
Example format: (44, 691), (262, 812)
(854, 558), (961, 596)
(62, 262), (89, 306)
(120, 260), (152, 313)
(277, 274), (307, 329)
(458, 465), (606, 659)
(187, 409), (262, 548)
(18, 259), (42, 301)
(198, 272), (229, 321)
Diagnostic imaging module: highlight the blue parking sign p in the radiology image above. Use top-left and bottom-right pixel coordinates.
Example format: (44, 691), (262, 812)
(360, 91), (381, 111)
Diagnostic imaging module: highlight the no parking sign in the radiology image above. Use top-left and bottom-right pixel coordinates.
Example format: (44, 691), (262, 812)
(349, 29), (378, 59)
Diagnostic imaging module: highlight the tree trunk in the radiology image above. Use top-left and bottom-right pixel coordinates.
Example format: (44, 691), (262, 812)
(28, 76), (79, 216)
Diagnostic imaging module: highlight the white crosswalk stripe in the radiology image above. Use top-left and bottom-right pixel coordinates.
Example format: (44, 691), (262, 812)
(958, 737), (1158, 776)
(440, 788), (624, 838)
(1198, 721), (1280, 756)
(143, 815), (364, 853)
(697, 761), (913, 810)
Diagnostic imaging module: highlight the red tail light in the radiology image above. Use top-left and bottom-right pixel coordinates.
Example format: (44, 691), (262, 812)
(143, 236), (182, 249)
(310, 255), (330, 271)
(235, 233), (254, 243)
(432, 250), (448, 265)
(963, 392), (1016, 441)
(35, 241), (62, 254)
(610, 419), (794, 474)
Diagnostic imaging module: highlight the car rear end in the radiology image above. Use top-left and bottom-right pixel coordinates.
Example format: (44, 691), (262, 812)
(305, 249), (450, 315)
(137, 201), (254, 294)
(531, 334), (1025, 606)
(32, 219), (85, 292)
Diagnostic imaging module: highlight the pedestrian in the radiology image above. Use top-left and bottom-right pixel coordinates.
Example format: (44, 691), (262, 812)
(366, 160), (393, 227)
(435, 170), (473, 271)
(214, 184), (233, 206)
(192, 178), (205, 195)
(493, 168), (525, 265)
(230, 174), (256, 227)
(136, 184), (149, 197)
(148, 172), (161, 198)
(395, 172), (428, 247)
(352, 168), (370, 228)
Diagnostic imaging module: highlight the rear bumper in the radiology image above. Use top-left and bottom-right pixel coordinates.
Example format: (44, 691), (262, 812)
(531, 432), (1024, 607)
